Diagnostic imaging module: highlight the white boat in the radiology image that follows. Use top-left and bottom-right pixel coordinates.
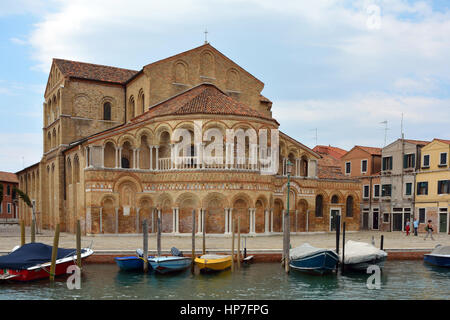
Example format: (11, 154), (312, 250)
(148, 256), (191, 274)
(424, 245), (450, 268)
(341, 240), (387, 271)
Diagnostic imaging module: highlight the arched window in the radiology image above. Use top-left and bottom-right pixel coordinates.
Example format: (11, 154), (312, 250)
(103, 102), (111, 120)
(315, 195), (323, 217)
(7, 185), (11, 196)
(331, 195), (339, 204)
(346, 196), (354, 217)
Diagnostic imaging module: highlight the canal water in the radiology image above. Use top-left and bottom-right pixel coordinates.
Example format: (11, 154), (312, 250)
(1, 261), (449, 300)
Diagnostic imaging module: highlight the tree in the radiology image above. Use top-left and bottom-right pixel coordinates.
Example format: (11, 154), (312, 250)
(13, 187), (32, 208)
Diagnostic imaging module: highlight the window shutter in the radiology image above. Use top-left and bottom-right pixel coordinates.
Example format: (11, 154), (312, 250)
(403, 155), (407, 168)
(412, 154), (415, 168)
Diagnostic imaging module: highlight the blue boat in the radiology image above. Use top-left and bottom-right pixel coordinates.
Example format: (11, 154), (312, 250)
(424, 245), (450, 268)
(148, 247), (191, 274)
(289, 243), (338, 275)
(114, 250), (154, 271)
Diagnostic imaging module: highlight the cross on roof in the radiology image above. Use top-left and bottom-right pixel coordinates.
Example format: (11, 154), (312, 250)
(204, 28), (208, 44)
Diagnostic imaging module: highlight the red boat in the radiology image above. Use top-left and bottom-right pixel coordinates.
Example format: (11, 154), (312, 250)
(0, 243), (94, 282)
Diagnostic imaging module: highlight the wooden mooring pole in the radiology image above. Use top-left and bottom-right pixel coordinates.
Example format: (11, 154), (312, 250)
(20, 219), (25, 246)
(342, 222), (346, 274)
(31, 203), (36, 243)
(335, 215), (340, 272)
(237, 217), (241, 269)
(231, 218), (235, 272)
(143, 219), (148, 272)
(380, 235), (384, 251)
(49, 224), (60, 281)
(157, 216), (161, 257)
(191, 209), (196, 274)
(202, 210), (206, 255)
(76, 220), (82, 269)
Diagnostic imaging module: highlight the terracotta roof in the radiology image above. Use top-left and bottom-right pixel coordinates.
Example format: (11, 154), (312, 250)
(403, 139), (430, 145)
(355, 145), (381, 156)
(53, 58), (139, 84)
(134, 83), (276, 123)
(0, 171), (19, 183)
(316, 153), (347, 179)
(313, 145), (347, 159)
(433, 138), (450, 145)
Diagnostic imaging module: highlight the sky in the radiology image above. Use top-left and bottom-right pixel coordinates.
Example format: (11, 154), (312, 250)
(0, 0), (449, 172)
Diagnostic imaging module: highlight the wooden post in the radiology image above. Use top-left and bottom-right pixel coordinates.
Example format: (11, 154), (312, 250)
(342, 222), (346, 274)
(335, 215), (340, 272)
(202, 209), (206, 255)
(76, 220), (81, 269)
(380, 235), (384, 251)
(191, 209), (196, 274)
(231, 218), (235, 272)
(31, 203), (36, 243)
(49, 224), (60, 281)
(157, 216), (161, 257)
(20, 219), (25, 246)
(237, 217), (241, 269)
(143, 219), (148, 272)
(31, 220), (36, 243)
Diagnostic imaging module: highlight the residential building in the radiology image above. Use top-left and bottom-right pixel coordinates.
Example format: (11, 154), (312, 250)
(0, 171), (19, 220)
(415, 139), (450, 234)
(340, 146), (382, 230)
(380, 138), (429, 232)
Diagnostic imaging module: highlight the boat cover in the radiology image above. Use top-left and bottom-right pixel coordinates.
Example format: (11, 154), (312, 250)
(199, 254), (230, 260)
(430, 245), (450, 256)
(289, 243), (332, 260)
(342, 240), (387, 264)
(0, 242), (85, 270)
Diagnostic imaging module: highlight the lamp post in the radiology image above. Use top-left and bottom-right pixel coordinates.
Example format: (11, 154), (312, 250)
(284, 160), (293, 273)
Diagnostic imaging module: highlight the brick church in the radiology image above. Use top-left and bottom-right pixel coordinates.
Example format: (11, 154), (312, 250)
(16, 43), (361, 235)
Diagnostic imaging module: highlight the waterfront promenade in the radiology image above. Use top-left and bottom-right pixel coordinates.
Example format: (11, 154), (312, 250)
(1, 225), (448, 254)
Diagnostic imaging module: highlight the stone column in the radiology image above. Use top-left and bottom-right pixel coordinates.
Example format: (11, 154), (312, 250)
(172, 208), (177, 234)
(155, 146), (159, 170)
(118, 148), (123, 168)
(264, 209), (269, 234)
(101, 146), (105, 168)
(270, 209), (274, 233)
(151, 208), (155, 233)
(224, 208), (229, 234)
(99, 207), (103, 233)
(175, 208), (179, 233)
(89, 146), (93, 168)
(226, 142), (233, 169)
(170, 144), (175, 170)
(149, 146), (153, 170)
(295, 209), (298, 232)
(85, 147), (89, 168)
(197, 208), (203, 234)
(115, 207), (119, 234)
(136, 148), (140, 169)
(249, 208), (256, 234)
(115, 147), (119, 168)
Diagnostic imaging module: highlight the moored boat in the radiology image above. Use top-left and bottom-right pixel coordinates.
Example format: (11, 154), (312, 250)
(114, 249), (154, 271)
(194, 254), (232, 272)
(149, 256), (191, 274)
(341, 240), (387, 272)
(0, 242), (93, 282)
(424, 245), (450, 268)
(289, 243), (339, 275)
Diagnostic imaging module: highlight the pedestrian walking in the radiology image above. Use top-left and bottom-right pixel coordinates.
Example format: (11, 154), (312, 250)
(405, 219), (410, 236)
(413, 218), (419, 236)
(424, 220), (435, 240)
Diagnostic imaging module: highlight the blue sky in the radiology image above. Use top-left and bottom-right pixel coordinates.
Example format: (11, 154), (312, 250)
(1, 0), (449, 172)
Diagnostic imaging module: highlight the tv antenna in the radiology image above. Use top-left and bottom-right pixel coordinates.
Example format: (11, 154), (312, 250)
(204, 28), (209, 44)
(310, 128), (318, 146)
(380, 120), (389, 146)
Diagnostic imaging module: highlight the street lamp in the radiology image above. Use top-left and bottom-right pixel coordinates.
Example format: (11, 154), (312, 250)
(284, 160), (293, 273)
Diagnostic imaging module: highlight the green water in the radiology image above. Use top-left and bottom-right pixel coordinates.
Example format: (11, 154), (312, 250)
(1, 261), (449, 300)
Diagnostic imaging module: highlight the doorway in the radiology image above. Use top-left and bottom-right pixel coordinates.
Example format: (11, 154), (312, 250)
(372, 209), (379, 230)
(330, 209), (340, 231)
(363, 211), (369, 230)
(439, 212), (448, 233)
(393, 213), (402, 231)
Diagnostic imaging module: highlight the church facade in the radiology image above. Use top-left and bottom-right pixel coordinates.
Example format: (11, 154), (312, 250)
(16, 43), (361, 235)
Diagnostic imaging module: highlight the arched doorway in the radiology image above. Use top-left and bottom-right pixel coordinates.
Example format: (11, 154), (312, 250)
(255, 199), (266, 233)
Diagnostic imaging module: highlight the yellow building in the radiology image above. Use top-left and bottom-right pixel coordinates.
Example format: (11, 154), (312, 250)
(415, 139), (450, 234)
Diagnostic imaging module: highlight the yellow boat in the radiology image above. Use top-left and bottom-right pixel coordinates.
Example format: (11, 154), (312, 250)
(194, 254), (232, 272)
